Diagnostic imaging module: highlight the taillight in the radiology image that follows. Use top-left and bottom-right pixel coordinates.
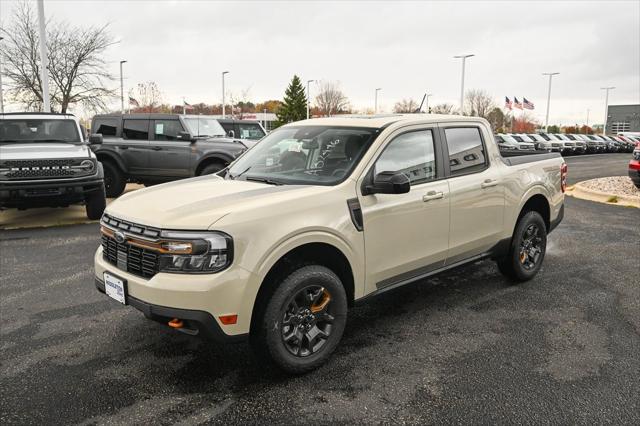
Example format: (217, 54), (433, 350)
(561, 162), (568, 193)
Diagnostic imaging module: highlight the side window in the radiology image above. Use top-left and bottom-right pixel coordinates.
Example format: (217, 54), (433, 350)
(153, 120), (184, 141)
(238, 123), (266, 140)
(219, 122), (234, 136)
(444, 127), (486, 176)
(374, 130), (436, 185)
(93, 119), (118, 136)
(122, 120), (149, 140)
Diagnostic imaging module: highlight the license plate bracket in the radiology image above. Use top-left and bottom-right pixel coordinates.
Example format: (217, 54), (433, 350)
(104, 272), (127, 305)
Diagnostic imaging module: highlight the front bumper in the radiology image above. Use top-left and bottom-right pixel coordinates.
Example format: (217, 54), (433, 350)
(94, 247), (255, 340)
(0, 167), (103, 209)
(629, 161), (640, 188)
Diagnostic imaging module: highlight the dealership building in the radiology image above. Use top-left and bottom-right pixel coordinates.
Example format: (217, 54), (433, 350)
(605, 104), (640, 134)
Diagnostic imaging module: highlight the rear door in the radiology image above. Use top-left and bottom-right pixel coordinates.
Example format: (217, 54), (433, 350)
(443, 125), (504, 263)
(148, 119), (191, 178)
(120, 118), (151, 174)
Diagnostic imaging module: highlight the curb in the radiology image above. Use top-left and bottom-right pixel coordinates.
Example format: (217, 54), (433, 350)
(566, 180), (640, 208)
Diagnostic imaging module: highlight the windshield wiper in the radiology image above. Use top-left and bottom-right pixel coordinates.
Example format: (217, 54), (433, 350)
(245, 176), (283, 186)
(228, 165), (251, 180)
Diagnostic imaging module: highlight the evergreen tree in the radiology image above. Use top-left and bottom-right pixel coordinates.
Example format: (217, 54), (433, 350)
(275, 75), (308, 126)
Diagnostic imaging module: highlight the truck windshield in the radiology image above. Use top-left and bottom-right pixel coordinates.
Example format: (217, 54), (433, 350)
(227, 126), (377, 186)
(0, 119), (81, 143)
(183, 118), (226, 137)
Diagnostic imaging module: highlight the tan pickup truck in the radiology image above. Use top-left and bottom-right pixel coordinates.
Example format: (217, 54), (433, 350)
(94, 114), (566, 373)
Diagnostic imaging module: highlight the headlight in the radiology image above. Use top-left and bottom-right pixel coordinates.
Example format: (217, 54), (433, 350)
(156, 231), (233, 274)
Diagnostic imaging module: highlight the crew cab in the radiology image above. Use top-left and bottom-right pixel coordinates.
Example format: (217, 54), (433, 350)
(90, 114), (257, 197)
(94, 115), (566, 373)
(1, 113), (106, 219)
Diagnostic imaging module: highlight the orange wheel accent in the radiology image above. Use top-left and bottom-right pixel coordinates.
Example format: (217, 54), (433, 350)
(520, 252), (526, 263)
(168, 318), (183, 328)
(310, 289), (331, 313)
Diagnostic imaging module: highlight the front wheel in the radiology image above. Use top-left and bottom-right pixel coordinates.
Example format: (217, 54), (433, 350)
(497, 211), (547, 282)
(250, 265), (348, 374)
(102, 161), (126, 198)
(85, 186), (106, 220)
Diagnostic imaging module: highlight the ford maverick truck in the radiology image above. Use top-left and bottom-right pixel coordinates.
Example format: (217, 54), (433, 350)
(94, 114), (566, 373)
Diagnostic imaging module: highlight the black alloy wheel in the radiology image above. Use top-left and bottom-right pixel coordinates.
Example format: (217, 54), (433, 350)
(518, 224), (543, 270)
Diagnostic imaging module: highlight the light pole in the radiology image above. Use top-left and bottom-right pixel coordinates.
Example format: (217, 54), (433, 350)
(306, 79), (314, 119)
(119, 60), (127, 113)
(601, 86), (615, 135)
(0, 36), (4, 114)
(454, 54), (474, 114)
(37, 0), (50, 112)
(542, 72), (559, 132)
(586, 108), (590, 129)
(425, 93), (433, 113)
(221, 71), (229, 118)
(263, 108), (267, 131)
(374, 88), (382, 114)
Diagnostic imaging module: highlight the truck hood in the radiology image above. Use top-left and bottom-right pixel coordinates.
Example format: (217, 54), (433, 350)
(105, 176), (320, 230)
(0, 143), (91, 160)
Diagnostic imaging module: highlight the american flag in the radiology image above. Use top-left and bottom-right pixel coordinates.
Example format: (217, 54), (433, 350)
(183, 100), (194, 111)
(504, 96), (513, 110)
(513, 97), (523, 110)
(523, 98), (535, 110)
(129, 97), (139, 107)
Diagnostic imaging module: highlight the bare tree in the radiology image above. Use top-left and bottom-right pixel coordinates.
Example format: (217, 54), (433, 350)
(393, 98), (420, 113)
(464, 89), (495, 119)
(430, 103), (456, 114)
(314, 81), (349, 116)
(129, 82), (163, 112)
(1, 1), (116, 113)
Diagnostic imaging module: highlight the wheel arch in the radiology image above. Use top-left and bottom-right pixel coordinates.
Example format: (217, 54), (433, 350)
(195, 153), (234, 176)
(516, 192), (551, 232)
(95, 150), (127, 173)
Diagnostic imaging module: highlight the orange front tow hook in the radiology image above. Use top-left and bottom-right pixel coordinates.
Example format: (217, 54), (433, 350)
(168, 318), (184, 329)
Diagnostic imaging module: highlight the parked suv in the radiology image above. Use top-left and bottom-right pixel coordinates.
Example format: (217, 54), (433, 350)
(90, 114), (256, 197)
(94, 114), (565, 373)
(216, 119), (267, 141)
(1, 113), (106, 219)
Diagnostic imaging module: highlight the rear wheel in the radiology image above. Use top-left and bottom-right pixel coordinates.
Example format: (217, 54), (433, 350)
(85, 185), (106, 220)
(250, 265), (348, 374)
(102, 161), (126, 198)
(497, 211), (547, 282)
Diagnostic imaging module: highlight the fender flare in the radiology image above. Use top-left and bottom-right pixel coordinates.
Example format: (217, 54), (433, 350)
(195, 153), (235, 175)
(94, 150), (128, 173)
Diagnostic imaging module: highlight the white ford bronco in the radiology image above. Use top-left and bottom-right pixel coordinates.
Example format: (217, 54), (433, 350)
(94, 114), (566, 373)
(1, 113), (106, 219)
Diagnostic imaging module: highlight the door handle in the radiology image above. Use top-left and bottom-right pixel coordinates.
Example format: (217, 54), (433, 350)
(481, 179), (498, 188)
(119, 146), (129, 150)
(151, 146), (162, 151)
(422, 191), (444, 202)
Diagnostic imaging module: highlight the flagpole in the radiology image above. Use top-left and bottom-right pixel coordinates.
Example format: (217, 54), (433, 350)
(183, 97), (185, 115)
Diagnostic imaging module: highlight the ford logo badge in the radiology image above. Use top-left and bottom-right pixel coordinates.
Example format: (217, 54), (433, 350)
(114, 231), (126, 244)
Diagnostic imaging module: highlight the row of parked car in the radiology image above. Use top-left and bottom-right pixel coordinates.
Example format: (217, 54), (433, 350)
(495, 133), (639, 155)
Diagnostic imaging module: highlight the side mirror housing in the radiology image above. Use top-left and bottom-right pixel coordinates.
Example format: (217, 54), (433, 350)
(178, 131), (193, 142)
(227, 130), (235, 138)
(89, 134), (103, 145)
(364, 171), (411, 195)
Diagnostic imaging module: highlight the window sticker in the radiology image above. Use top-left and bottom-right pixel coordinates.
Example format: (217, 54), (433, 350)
(266, 157), (274, 166)
(155, 123), (164, 134)
(288, 142), (302, 152)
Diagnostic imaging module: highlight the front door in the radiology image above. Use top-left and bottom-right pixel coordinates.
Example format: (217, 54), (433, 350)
(442, 125), (504, 263)
(359, 127), (450, 293)
(148, 119), (191, 178)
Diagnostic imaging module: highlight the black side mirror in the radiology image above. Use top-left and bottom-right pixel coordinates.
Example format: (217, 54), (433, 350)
(364, 171), (411, 195)
(227, 130), (235, 138)
(89, 134), (103, 144)
(178, 131), (193, 142)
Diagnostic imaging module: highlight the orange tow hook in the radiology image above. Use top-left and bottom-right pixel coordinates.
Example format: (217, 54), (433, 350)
(168, 318), (184, 329)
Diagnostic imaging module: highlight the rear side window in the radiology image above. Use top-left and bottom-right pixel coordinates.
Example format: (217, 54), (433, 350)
(374, 130), (436, 185)
(93, 118), (118, 136)
(123, 120), (149, 140)
(444, 127), (486, 176)
(153, 120), (184, 141)
(218, 122), (234, 135)
(238, 123), (266, 140)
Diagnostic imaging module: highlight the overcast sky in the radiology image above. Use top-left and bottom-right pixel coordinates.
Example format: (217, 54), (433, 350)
(2, 0), (639, 125)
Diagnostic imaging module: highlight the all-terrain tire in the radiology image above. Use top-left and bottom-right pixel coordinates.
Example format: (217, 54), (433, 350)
(102, 161), (126, 198)
(497, 211), (547, 282)
(85, 185), (106, 220)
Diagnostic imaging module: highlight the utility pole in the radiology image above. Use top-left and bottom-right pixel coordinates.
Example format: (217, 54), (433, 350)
(37, 0), (51, 112)
(601, 86), (615, 135)
(425, 94), (433, 113)
(222, 71), (229, 118)
(374, 88), (382, 114)
(454, 54), (474, 114)
(586, 108), (590, 129)
(306, 79), (314, 119)
(542, 72), (559, 132)
(119, 60), (127, 113)
(0, 36), (4, 113)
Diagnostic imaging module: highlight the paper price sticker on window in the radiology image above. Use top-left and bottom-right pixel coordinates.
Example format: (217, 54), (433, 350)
(155, 123), (164, 135)
(288, 142), (302, 152)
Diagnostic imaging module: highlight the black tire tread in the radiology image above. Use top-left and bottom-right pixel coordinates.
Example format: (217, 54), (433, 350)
(497, 210), (547, 283)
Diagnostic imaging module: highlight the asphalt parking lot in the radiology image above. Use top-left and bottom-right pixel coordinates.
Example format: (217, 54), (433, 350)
(1, 153), (638, 425)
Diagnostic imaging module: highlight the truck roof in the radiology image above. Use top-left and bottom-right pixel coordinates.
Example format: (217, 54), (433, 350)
(1, 112), (77, 120)
(284, 114), (488, 129)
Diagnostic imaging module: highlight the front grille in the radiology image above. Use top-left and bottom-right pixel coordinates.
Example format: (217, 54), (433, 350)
(101, 214), (161, 279)
(0, 159), (92, 180)
(101, 234), (159, 279)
